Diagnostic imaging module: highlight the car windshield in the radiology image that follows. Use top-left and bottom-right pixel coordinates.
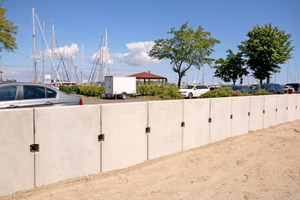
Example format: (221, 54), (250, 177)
(231, 86), (242, 90)
(251, 85), (270, 91)
(182, 85), (194, 89)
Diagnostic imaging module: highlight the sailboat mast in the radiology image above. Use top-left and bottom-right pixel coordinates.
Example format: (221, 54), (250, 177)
(42, 21), (45, 83)
(82, 43), (84, 85)
(287, 60), (289, 83)
(104, 29), (108, 77)
(0, 50), (3, 82)
(32, 6), (37, 82)
(202, 63), (205, 84)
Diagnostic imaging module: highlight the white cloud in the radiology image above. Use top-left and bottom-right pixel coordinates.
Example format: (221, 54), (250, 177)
(113, 41), (160, 66)
(90, 46), (114, 65)
(32, 43), (79, 61)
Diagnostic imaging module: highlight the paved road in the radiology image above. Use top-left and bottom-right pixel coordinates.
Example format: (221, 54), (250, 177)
(82, 96), (163, 105)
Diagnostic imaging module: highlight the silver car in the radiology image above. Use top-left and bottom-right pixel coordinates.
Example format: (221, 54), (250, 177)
(0, 82), (82, 109)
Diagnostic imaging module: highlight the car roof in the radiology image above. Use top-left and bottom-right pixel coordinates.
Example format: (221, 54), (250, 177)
(0, 82), (60, 91)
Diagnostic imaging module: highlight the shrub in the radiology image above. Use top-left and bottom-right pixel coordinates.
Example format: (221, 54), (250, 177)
(200, 86), (270, 98)
(137, 83), (158, 96)
(137, 83), (183, 99)
(78, 85), (105, 97)
(59, 85), (82, 94)
(156, 86), (183, 99)
(200, 87), (251, 98)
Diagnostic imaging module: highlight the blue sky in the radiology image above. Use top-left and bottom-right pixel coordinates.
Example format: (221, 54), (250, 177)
(1, 0), (300, 85)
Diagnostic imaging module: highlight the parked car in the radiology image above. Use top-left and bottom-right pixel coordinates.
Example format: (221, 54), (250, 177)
(178, 84), (210, 99)
(222, 85), (250, 92)
(285, 83), (300, 93)
(283, 85), (295, 93)
(0, 82), (82, 109)
(248, 84), (284, 94)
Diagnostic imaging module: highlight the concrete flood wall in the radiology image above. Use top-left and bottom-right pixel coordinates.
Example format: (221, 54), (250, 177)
(101, 103), (148, 172)
(147, 100), (183, 160)
(182, 99), (210, 151)
(34, 105), (101, 187)
(1, 94), (300, 196)
(0, 109), (34, 196)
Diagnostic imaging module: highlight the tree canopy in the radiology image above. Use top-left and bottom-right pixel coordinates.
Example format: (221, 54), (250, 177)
(238, 23), (294, 84)
(149, 22), (220, 87)
(213, 49), (248, 85)
(0, 0), (18, 53)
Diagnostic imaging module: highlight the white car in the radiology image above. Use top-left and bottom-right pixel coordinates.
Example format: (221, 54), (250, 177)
(178, 85), (210, 99)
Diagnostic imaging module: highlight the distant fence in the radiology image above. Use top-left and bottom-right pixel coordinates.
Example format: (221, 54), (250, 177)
(1, 94), (300, 196)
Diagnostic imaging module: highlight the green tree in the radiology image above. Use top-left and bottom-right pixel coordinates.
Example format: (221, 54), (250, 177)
(149, 22), (220, 87)
(213, 49), (248, 85)
(0, 0), (18, 52)
(238, 23), (294, 84)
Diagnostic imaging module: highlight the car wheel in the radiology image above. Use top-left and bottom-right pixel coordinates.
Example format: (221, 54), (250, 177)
(188, 93), (193, 99)
(121, 92), (127, 100)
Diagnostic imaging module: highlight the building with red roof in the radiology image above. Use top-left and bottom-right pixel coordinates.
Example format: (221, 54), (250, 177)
(127, 72), (167, 86)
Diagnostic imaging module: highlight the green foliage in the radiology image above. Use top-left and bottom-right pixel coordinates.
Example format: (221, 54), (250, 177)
(137, 84), (159, 96)
(78, 85), (105, 97)
(0, 0), (18, 52)
(238, 23), (294, 84)
(137, 83), (183, 99)
(156, 86), (183, 99)
(58, 85), (80, 94)
(149, 21), (220, 87)
(213, 49), (248, 85)
(199, 87), (269, 98)
(59, 85), (105, 97)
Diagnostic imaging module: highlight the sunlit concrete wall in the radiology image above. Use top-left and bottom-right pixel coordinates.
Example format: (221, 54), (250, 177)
(101, 103), (148, 172)
(287, 95), (297, 122)
(0, 109), (34, 196)
(210, 98), (232, 143)
(264, 95), (277, 128)
(147, 100), (183, 160)
(231, 97), (250, 137)
(34, 105), (101, 187)
(2, 94), (300, 197)
(182, 99), (210, 151)
(248, 96), (265, 131)
(276, 95), (288, 125)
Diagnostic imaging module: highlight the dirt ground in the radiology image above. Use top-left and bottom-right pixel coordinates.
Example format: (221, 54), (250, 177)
(2, 119), (300, 200)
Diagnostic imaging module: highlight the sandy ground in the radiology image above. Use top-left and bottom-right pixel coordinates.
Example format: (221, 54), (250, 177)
(2, 119), (300, 200)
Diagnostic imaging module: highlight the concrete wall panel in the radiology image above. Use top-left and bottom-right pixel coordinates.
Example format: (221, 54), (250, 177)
(182, 99), (210, 151)
(231, 97), (249, 137)
(0, 109), (34, 196)
(101, 103), (148, 172)
(34, 105), (101, 187)
(249, 96), (265, 131)
(264, 95), (277, 128)
(210, 98), (231, 143)
(297, 95), (300, 119)
(287, 95), (297, 122)
(276, 95), (287, 125)
(148, 100), (183, 160)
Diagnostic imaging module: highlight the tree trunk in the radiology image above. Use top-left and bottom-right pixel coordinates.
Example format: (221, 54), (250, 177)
(233, 80), (236, 86)
(177, 76), (182, 88)
(260, 79), (263, 84)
